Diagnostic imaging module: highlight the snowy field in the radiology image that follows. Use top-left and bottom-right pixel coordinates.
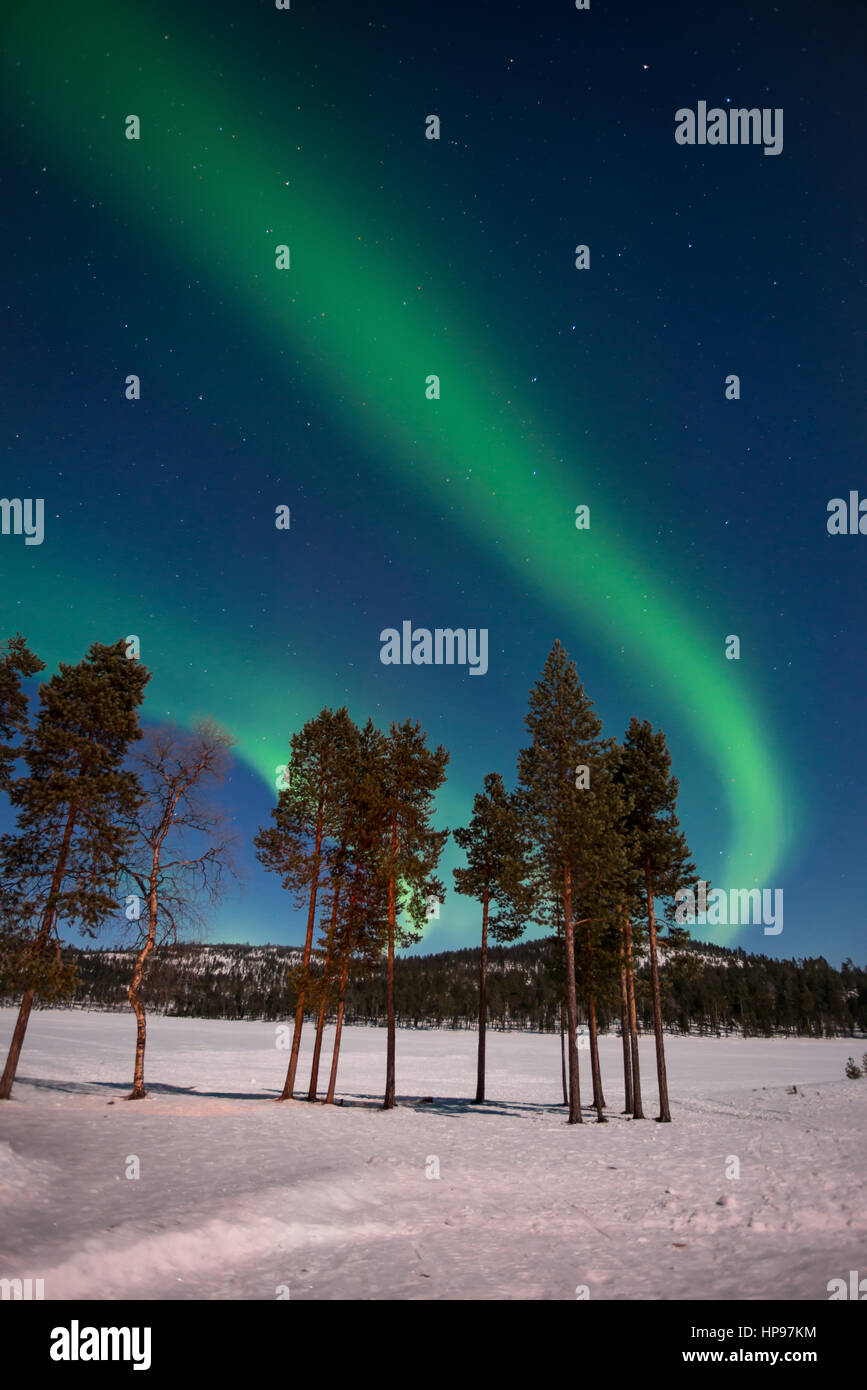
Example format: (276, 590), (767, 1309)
(1, 1008), (864, 1301)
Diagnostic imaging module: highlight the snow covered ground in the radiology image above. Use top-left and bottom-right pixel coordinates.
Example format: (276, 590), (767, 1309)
(1, 1008), (864, 1300)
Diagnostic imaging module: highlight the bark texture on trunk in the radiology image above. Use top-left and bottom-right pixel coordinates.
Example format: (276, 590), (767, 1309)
(0, 804), (77, 1100)
(307, 989), (329, 1101)
(624, 916), (644, 1118)
(0, 988), (35, 1101)
(559, 1002), (568, 1106)
(473, 889), (490, 1104)
(308, 875), (342, 1101)
(325, 954), (351, 1104)
(587, 988), (607, 1122)
(562, 863), (582, 1123)
(582, 921), (606, 1122)
(280, 799), (324, 1101)
(325, 868), (361, 1105)
(645, 861), (671, 1122)
(383, 813), (398, 1110)
(619, 928), (633, 1114)
(127, 885), (157, 1100)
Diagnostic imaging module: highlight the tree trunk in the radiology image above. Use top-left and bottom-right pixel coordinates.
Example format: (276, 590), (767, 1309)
(127, 874), (158, 1099)
(645, 860), (671, 1122)
(559, 1001), (568, 1105)
(325, 953), (351, 1104)
(619, 926), (633, 1113)
(582, 922), (606, 1121)
(624, 916), (644, 1118)
(562, 863), (582, 1123)
(0, 803), (77, 1100)
(280, 796), (325, 1100)
(473, 887), (490, 1104)
(325, 867), (361, 1104)
(308, 876), (342, 1101)
(0, 988), (35, 1101)
(307, 988), (329, 1102)
(587, 988), (607, 1122)
(383, 812), (399, 1110)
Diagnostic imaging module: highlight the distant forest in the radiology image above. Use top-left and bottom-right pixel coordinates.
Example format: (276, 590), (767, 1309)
(14, 938), (866, 1039)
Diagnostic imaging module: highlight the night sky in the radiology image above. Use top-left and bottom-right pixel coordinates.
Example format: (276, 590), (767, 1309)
(2, 0), (864, 963)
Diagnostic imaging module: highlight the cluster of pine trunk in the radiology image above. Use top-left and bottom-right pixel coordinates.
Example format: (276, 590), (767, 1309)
(458, 642), (699, 1125)
(256, 709), (448, 1109)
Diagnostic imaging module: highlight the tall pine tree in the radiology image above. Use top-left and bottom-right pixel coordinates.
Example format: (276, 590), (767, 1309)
(254, 706), (356, 1100)
(379, 719), (448, 1109)
(306, 716), (363, 1101)
(322, 719), (390, 1104)
(611, 739), (647, 1118)
(567, 744), (630, 1123)
(0, 640), (149, 1099)
(619, 717), (697, 1122)
(453, 773), (535, 1104)
(517, 641), (609, 1124)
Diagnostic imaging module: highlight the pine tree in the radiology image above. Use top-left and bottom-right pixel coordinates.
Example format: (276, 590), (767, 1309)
(123, 719), (235, 1099)
(322, 860), (387, 1103)
(254, 707), (356, 1100)
(610, 742), (645, 1117)
(0, 635), (44, 794)
(323, 719), (390, 1104)
(619, 717), (697, 1122)
(539, 895), (572, 1105)
(517, 641), (610, 1123)
(567, 744), (630, 1122)
(453, 773), (536, 1103)
(0, 636), (44, 951)
(305, 715), (363, 1100)
(623, 914), (644, 1117)
(379, 720), (449, 1109)
(0, 640), (150, 1099)
(559, 1000), (569, 1105)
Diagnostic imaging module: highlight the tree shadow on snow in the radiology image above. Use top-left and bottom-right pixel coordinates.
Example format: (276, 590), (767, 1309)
(17, 1078), (630, 1115)
(329, 1093), (615, 1120)
(16, 1076), (280, 1101)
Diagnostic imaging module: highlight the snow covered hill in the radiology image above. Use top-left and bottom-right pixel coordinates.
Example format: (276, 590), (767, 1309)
(29, 938), (866, 1038)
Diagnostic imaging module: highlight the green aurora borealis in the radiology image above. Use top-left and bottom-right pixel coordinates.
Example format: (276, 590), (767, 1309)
(2, 0), (799, 928)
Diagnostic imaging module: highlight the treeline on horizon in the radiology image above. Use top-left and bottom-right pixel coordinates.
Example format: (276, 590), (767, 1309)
(2, 631), (832, 1122)
(38, 938), (867, 1039)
